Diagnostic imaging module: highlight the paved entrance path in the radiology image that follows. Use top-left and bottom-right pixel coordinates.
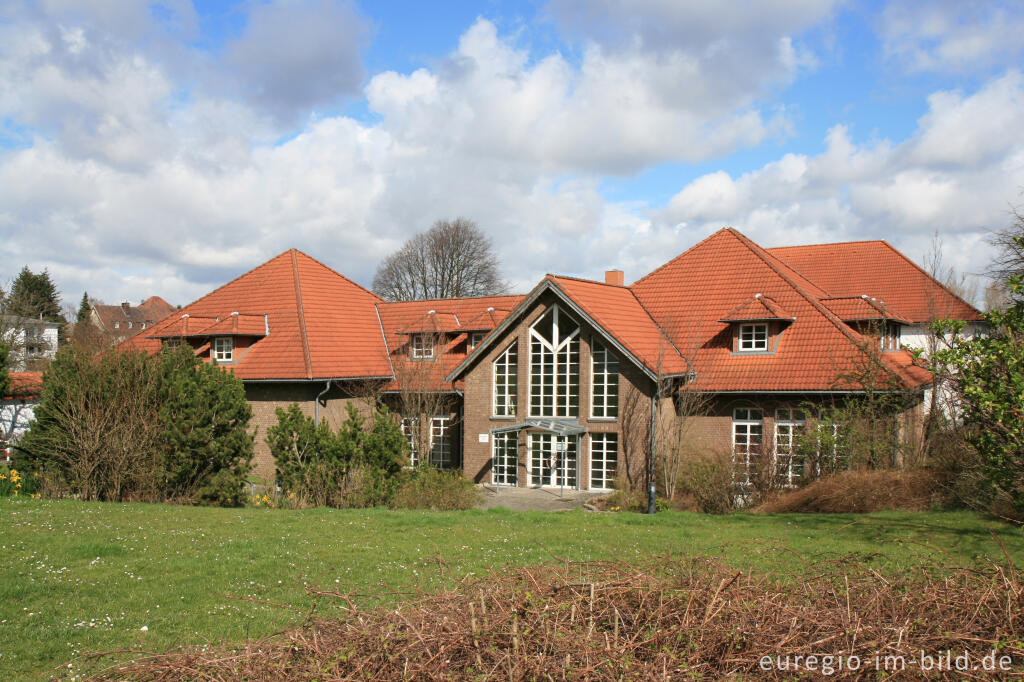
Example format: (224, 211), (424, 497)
(477, 485), (608, 511)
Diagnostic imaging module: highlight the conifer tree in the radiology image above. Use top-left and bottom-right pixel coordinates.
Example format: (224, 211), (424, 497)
(157, 344), (253, 505)
(76, 292), (91, 324)
(9, 266), (63, 321)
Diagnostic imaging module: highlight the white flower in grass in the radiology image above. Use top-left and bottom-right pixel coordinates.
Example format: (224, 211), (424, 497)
(139, 625), (148, 632)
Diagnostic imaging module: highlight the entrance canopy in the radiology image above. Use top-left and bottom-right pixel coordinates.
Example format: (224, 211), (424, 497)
(490, 418), (587, 437)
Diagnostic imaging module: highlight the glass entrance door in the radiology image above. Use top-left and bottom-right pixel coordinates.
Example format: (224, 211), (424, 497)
(491, 432), (518, 486)
(528, 433), (577, 488)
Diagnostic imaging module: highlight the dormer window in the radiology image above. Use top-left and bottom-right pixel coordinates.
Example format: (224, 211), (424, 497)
(411, 334), (434, 360)
(469, 332), (485, 350)
(880, 322), (901, 352)
(213, 336), (234, 362)
(738, 323), (768, 352)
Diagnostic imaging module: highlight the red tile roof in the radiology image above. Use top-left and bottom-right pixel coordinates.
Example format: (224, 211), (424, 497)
(768, 240), (983, 322)
(94, 296), (176, 337)
(376, 295), (524, 391)
(5, 372), (43, 399)
(124, 250), (393, 380)
(630, 228), (931, 391)
(822, 296), (910, 324)
(545, 275), (690, 375)
(398, 311), (463, 334)
(719, 294), (794, 322)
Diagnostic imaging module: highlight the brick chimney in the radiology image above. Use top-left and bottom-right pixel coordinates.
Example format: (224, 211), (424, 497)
(604, 269), (624, 286)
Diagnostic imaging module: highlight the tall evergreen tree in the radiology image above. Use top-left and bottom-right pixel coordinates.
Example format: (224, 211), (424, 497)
(76, 292), (91, 324)
(157, 344), (254, 506)
(9, 266), (63, 321)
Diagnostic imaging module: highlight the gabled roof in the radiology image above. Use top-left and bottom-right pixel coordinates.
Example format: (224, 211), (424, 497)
(461, 307), (510, 330)
(376, 295), (524, 391)
(768, 240), (983, 322)
(93, 296), (176, 335)
(446, 277), (688, 383)
(4, 371), (42, 400)
(630, 228), (931, 391)
(822, 296), (910, 324)
(718, 294), (794, 322)
(545, 275), (689, 375)
(398, 311), (462, 334)
(124, 250), (393, 380)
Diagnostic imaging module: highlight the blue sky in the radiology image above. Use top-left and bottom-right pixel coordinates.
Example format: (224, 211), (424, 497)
(1, 0), (1022, 307)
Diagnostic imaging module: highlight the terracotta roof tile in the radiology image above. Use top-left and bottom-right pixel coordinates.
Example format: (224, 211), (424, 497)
(545, 275), (689, 375)
(822, 296), (911, 324)
(376, 295), (523, 391)
(124, 250), (393, 380)
(4, 371), (42, 399)
(630, 228), (931, 391)
(768, 241), (983, 322)
(719, 294), (794, 322)
(398, 311), (463, 334)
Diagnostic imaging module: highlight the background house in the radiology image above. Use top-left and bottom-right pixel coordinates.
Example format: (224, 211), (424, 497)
(1, 371), (43, 459)
(90, 296), (176, 342)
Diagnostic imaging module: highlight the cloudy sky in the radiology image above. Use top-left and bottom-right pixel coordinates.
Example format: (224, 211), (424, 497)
(1, 0), (1022, 308)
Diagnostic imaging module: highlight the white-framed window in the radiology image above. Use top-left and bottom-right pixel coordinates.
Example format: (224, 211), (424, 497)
(738, 324), (768, 352)
(469, 332), (485, 350)
(492, 341), (518, 417)
(774, 408), (806, 486)
(590, 341), (619, 419)
(529, 306), (580, 417)
(411, 334), (434, 360)
(732, 407), (763, 485)
(492, 432), (518, 485)
(528, 433), (577, 487)
(113, 321), (120, 329)
(429, 416), (452, 469)
(213, 336), (234, 362)
(163, 338), (182, 350)
(590, 433), (617, 490)
(401, 417), (419, 467)
(880, 322), (901, 352)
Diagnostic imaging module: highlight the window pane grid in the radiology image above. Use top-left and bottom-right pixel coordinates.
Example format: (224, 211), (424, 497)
(529, 433), (577, 487)
(429, 417), (452, 469)
(591, 343), (619, 418)
(774, 408), (806, 486)
(738, 324), (768, 351)
(492, 432), (518, 485)
(590, 433), (617, 490)
(529, 306), (580, 418)
(732, 408), (763, 485)
(213, 337), (234, 362)
(493, 342), (518, 416)
(401, 417), (419, 467)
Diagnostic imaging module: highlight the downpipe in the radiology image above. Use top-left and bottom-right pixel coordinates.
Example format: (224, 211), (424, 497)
(648, 393), (656, 514)
(314, 379), (331, 424)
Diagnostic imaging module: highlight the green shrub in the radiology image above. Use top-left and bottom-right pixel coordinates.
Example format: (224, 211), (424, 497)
(267, 402), (410, 508)
(390, 466), (481, 510)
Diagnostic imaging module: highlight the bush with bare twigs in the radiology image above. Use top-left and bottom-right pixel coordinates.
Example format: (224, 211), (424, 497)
(87, 548), (1023, 681)
(756, 469), (947, 514)
(390, 465), (482, 511)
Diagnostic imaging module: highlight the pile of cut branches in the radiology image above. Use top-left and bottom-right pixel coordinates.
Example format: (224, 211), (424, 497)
(87, 555), (1022, 680)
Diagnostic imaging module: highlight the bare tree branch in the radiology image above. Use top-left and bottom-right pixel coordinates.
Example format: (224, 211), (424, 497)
(372, 218), (507, 301)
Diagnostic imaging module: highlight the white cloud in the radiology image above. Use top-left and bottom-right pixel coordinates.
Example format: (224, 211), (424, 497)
(657, 72), (1024, 293)
(880, 0), (1024, 73)
(0, 3), (1017, 312)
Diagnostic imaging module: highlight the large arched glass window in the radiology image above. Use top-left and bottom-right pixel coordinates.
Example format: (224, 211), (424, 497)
(529, 306), (580, 417)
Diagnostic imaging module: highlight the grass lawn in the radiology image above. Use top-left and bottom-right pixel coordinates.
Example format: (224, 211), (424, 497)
(0, 499), (1020, 680)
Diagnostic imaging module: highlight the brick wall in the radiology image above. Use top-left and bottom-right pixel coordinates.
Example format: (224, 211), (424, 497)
(460, 291), (658, 489)
(244, 382), (374, 483)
